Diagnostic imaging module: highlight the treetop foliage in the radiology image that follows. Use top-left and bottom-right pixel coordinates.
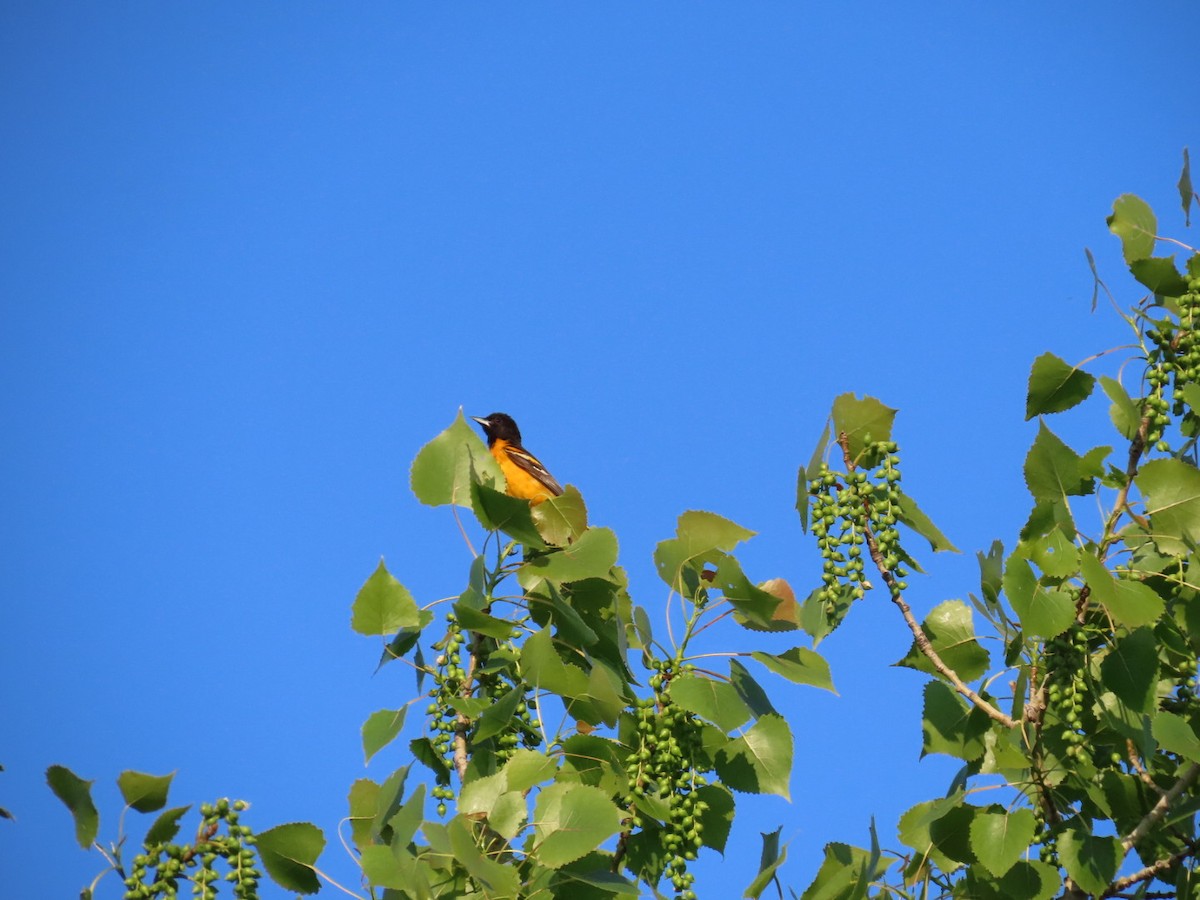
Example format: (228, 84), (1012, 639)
(45, 152), (1200, 900)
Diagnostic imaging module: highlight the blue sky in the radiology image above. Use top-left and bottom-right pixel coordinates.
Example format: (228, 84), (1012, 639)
(2, 3), (1196, 896)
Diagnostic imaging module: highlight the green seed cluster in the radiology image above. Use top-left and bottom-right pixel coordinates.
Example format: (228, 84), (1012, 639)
(430, 782), (454, 817)
(810, 466), (869, 608)
(427, 612), (467, 775)
(808, 442), (908, 610)
(1043, 626), (1092, 766)
(123, 799), (258, 900)
(1173, 283), (1200, 401)
(868, 444), (908, 596)
(626, 661), (708, 900)
(1035, 824), (1059, 869)
(478, 670), (541, 764)
(1163, 648), (1199, 714)
(1144, 281), (1200, 451)
(426, 613), (540, 815)
(1143, 328), (1174, 450)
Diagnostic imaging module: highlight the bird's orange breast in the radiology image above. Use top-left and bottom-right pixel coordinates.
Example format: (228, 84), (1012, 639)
(489, 442), (559, 505)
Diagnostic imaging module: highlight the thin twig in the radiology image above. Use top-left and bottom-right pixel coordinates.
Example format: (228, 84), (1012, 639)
(451, 504), (478, 558)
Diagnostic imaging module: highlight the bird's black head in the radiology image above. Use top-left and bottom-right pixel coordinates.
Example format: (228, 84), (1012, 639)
(472, 412), (522, 446)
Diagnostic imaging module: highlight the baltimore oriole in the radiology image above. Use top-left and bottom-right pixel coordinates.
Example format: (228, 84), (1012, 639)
(471, 413), (563, 505)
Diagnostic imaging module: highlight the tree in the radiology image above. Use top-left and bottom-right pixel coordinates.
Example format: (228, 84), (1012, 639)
(52, 154), (1200, 899)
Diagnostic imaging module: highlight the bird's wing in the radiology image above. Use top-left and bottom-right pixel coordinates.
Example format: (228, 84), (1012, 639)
(503, 444), (564, 496)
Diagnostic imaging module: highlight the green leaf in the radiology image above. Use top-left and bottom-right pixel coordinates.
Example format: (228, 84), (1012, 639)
(503, 748), (558, 793)
(1131, 256), (1190, 297)
(998, 861), (1061, 900)
(453, 601), (518, 641)
(1099, 376), (1140, 440)
(1081, 552), (1164, 628)
(532, 485), (589, 546)
(520, 627), (589, 698)
(410, 410), (501, 507)
(669, 673), (752, 732)
(473, 686), (523, 742)
(729, 659), (777, 718)
(1181, 147), (1194, 224)
(978, 540), (1004, 606)
(256, 822), (326, 895)
(144, 805), (191, 845)
(1153, 711), (1200, 763)
(1025, 352), (1096, 420)
(632, 604), (653, 649)
(359, 844), (406, 889)
(559, 735), (623, 795)
(532, 783), (622, 869)
(486, 791), (528, 841)
(1100, 626), (1159, 714)
(927, 803), (978, 866)
(921, 681), (989, 761)
(458, 771), (509, 818)
(470, 481), (545, 547)
(556, 856), (640, 895)
(1182, 382), (1200, 417)
(576, 659), (628, 727)
(962, 860), (1061, 900)
(969, 807), (1035, 877)
(347, 779), (379, 850)
(351, 560), (420, 636)
(713, 556), (786, 629)
(1139, 458), (1200, 557)
(447, 815), (523, 895)
(1107, 193), (1157, 264)
(1023, 422), (1099, 501)
(1029, 528), (1079, 579)
(749, 647), (836, 694)
(654, 510), (756, 593)
(362, 708), (407, 764)
(387, 784), (425, 848)
(695, 784), (734, 853)
(1020, 498), (1076, 542)
(745, 828), (789, 899)
(1097, 690), (1154, 754)
(46, 765), (98, 848)
(116, 770), (174, 813)
(1002, 552), (1075, 639)
(897, 793), (968, 872)
(896, 599), (990, 682)
(525, 526), (618, 583)
(1058, 826), (1120, 896)
(831, 393), (896, 467)
(410, 735), (451, 782)
(376, 609), (433, 670)
(714, 713), (793, 799)
(896, 489), (959, 553)
(797, 840), (883, 900)
(798, 421), (831, 534)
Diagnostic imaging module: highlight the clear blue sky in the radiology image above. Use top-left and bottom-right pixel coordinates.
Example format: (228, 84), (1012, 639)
(2, 3), (1196, 896)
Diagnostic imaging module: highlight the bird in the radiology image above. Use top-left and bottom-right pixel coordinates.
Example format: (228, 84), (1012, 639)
(471, 412), (563, 505)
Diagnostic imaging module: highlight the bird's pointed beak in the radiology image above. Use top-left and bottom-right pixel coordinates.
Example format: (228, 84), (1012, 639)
(471, 415), (489, 427)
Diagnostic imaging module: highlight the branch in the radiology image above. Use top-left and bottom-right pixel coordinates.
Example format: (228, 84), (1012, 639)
(1103, 841), (1198, 897)
(1121, 762), (1200, 852)
(452, 629), (487, 782)
(836, 433), (1017, 730)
